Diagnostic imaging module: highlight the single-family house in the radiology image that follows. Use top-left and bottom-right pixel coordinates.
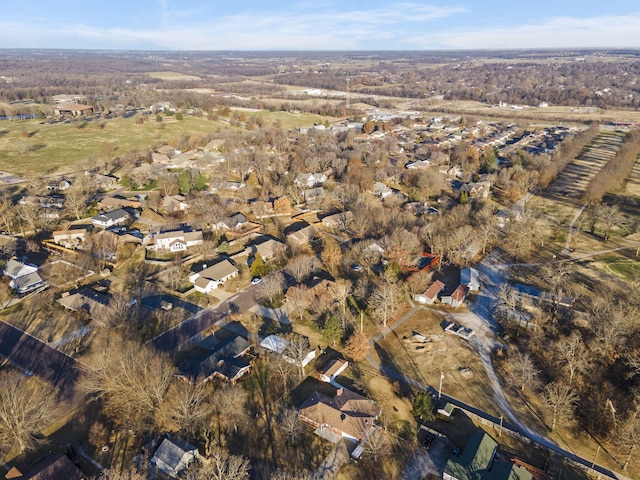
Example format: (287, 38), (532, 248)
(57, 288), (111, 322)
(204, 139), (225, 151)
(252, 238), (286, 261)
(260, 334), (316, 367)
(461, 267), (480, 293)
(5, 453), (85, 480)
(151, 437), (199, 478)
(295, 173), (328, 188)
(210, 181), (245, 192)
(322, 211), (353, 230)
(319, 358), (349, 383)
(180, 335), (251, 384)
(189, 259), (238, 294)
(371, 182), (393, 199)
(152, 230), (203, 252)
(444, 432), (533, 480)
(414, 280), (445, 305)
(298, 387), (381, 443)
(303, 187), (326, 204)
(3, 259), (46, 295)
(90, 174), (118, 190)
(152, 153), (171, 165)
(286, 224), (319, 247)
(92, 209), (130, 228)
(99, 195), (142, 210)
(52, 227), (89, 247)
(405, 159), (431, 170)
(460, 181), (491, 199)
(441, 284), (469, 308)
(162, 194), (190, 212)
(214, 212), (249, 232)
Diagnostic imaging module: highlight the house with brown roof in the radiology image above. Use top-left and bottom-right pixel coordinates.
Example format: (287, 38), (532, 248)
(286, 224), (319, 246)
(414, 280), (445, 305)
(298, 387), (381, 443)
(252, 238), (286, 261)
(319, 358), (349, 383)
(5, 453), (85, 480)
(441, 284), (469, 308)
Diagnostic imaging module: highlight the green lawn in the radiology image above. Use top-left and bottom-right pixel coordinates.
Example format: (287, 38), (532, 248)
(0, 110), (337, 176)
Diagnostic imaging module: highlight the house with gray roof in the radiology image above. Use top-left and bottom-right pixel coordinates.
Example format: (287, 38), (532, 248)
(151, 229), (203, 252)
(92, 209), (130, 228)
(180, 335), (251, 384)
(189, 259), (238, 294)
(3, 259), (46, 294)
(151, 436), (199, 478)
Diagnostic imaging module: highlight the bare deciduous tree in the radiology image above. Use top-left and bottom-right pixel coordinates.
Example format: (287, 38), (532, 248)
(187, 447), (250, 480)
(543, 382), (578, 431)
(157, 381), (212, 442)
(554, 332), (590, 387)
(369, 279), (401, 329)
(0, 376), (54, 456)
(510, 351), (540, 391)
(279, 408), (304, 442)
(284, 334), (312, 379)
(286, 254), (320, 283)
(285, 285), (311, 321)
(257, 272), (285, 304)
(80, 334), (175, 430)
(362, 429), (392, 462)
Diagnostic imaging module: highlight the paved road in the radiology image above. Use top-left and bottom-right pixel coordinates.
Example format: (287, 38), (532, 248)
(149, 272), (296, 352)
(0, 320), (81, 397)
(149, 285), (261, 352)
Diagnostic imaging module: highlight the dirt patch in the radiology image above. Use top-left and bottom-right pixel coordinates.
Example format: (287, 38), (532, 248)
(376, 308), (498, 417)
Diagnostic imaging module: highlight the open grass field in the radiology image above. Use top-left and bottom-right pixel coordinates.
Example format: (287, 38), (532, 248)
(147, 71), (203, 81)
(0, 110), (338, 176)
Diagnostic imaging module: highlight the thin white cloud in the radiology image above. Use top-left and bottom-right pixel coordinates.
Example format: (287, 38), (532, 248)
(0, 3), (466, 49)
(405, 13), (640, 49)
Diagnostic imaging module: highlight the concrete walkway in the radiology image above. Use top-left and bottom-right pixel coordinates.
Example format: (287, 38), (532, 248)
(310, 440), (350, 480)
(249, 304), (291, 325)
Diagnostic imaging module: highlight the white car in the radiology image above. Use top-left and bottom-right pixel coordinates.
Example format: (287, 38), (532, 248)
(251, 277), (262, 285)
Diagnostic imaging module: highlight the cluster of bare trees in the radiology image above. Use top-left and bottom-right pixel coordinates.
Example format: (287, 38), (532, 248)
(584, 130), (640, 203)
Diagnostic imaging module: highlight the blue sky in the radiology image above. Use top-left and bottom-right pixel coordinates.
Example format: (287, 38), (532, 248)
(2, 1), (640, 50)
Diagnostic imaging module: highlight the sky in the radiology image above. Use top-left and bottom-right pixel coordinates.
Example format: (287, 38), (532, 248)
(2, 1), (640, 51)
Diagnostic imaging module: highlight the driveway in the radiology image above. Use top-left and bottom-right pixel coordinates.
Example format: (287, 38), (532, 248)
(0, 320), (83, 404)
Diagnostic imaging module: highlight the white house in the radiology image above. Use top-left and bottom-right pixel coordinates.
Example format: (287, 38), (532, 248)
(151, 437), (198, 478)
(3, 259), (46, 294)
(295, 173), (328, 188)
(92, 209), (130, 228)
(189, 259), (238, 294)
(371, 182), (393, 199)
(461, 267), (480, 293)
(319, 358), (349, 383)
(260, 334), (316, 367)
(151, 230), (203, 252)
(414, 280), (445, 305)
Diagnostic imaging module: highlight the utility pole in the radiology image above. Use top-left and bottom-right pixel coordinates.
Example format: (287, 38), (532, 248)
(438, 372), (444, 401)
(346, 77), (350, 111)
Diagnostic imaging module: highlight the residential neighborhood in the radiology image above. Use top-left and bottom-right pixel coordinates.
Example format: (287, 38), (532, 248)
(0, 47), (639, 480)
